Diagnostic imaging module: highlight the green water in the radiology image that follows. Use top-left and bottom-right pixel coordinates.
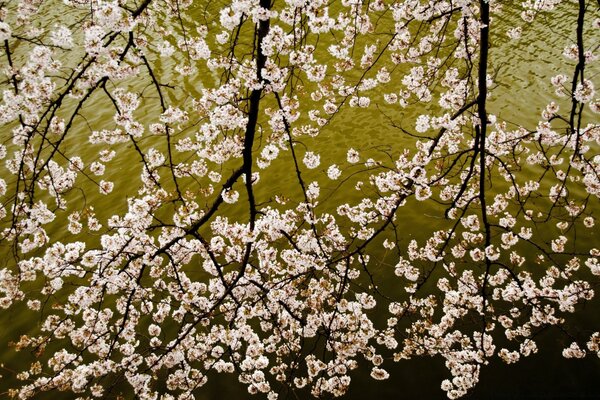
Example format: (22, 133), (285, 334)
(1, 1), (599, 398)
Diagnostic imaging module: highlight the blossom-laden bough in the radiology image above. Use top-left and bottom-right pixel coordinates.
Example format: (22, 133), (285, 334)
(0, 0), (599, 398)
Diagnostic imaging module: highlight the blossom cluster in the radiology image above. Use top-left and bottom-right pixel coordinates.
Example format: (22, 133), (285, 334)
(0, 0), (598, 399)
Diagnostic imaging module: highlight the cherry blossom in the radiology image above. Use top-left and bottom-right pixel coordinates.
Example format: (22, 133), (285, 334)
(0, 0), (598, 399)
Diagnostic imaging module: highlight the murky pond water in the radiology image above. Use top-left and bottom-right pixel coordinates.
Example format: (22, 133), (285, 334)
(1, 1), (599, 398)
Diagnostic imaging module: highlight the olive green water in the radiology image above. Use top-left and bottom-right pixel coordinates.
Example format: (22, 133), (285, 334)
(1, 1), (599, 399)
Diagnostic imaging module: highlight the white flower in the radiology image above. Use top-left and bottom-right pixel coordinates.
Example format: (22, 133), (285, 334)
(470, 248), (485, 262)
(414, 185), (431, 201)
(327, 164), (341, 180)
(370, 367), (389, 380)
(563, 44), (578, 60)
(222, 189), (239, 204)
(148, 324), (161, 336)
(347, 148), (360, 164)
(485, 245), (500, 261)
(307, 181), (320, 200)
(303, 151), (320, 169)
(99, 149), (116, 162)
(27, 299), (41, 311)
(574, 80), (594, 103)
(506, 27), (522, 40)
(68, 212), (83, 234)
(99, 180), (114, 194)
(415, 115), (430, 133)
(160, 106), (188, 124)
(89, 162), (105, 176)
(551, 236), (567, 253)
(383, 239), (395, 249)
(376, 68), (391, 83)
(562, 342), (586, 358)
(357, 96), (370, 108)
(157, 40), (175, 57)
(208, 171), (221, 183)
(216, 31), (229, 44)
(261, 144), (279, 161)
(84, 25), (105, 56)
(384, 93), (398, 103)
(550, 74), (568, 87)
